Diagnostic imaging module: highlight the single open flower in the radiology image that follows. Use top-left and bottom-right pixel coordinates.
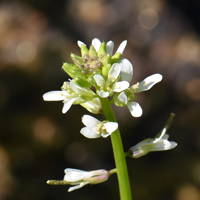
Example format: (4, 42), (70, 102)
(114, 73), (163, 117)
(43, 80), (95, 114)
(47, 168), (109, 192)
(80, 115), (118, 139)
(94, 63), (129, 98)
(129, 113), (177, 158)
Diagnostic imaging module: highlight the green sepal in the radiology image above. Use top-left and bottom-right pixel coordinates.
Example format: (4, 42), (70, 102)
(113, 93), (127, 107)
(111, 52), (122, 64)
(100, 54), (111, 66)
(102, 64), (111, 78)
(62, 63), (82, 79)
(80, 44), (89, 57)
(80, 94), (94, 102)
(71, 54), (83, 66)
(89, 45), (98, 57)
(74, 77), (92, 88)
(98, 42), (107, 57)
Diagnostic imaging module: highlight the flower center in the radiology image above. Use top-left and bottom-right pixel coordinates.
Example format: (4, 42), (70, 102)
(96, 123), (107, 135)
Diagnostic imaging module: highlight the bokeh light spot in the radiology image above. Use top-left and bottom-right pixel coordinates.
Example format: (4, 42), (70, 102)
(176, 184), (200, 200)
(186, 78), (200, 100)
(138, 8), (159, 30)
(32, 117), (57, 145)
(16, 41), (37, 63)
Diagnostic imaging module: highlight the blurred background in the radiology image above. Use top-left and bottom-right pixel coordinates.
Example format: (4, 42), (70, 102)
(0, 0), (200, 199)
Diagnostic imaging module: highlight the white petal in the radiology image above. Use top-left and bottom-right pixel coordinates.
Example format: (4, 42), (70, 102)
(162, 133), (169, 140)
(82, 115), (100, 127)
(108, 63), (121, 80)
(43, 91), (65, 101)
(134, 74), (163, 93)
(94, 74), (105, 87)
(118, 91), (128, 104)
(70, 80), (79, 93)
(98, 90), (109, 98)
(113, 81), (130, 92)
(70, 80), (91, 96)
(77, 41), (86, 48)
(151, 140), (177, 151)
(120, 58), (133, 82)
(62, 98), (77, 113)
(80, 127), (101, 138)
(127, 102), (143, 117)
(92, 38), (101, 52)
(68, 182), (89, 192)
(106, 41), (114, 55)
(104, 122), (118, 133)
(64, 168), (91, 182)
(116, 40), (127, 54)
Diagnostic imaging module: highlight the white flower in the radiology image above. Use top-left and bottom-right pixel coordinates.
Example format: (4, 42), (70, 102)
(43, 80), (94, 114)
(80, 115), (118, 139)
(47, 168), (109, 192)
(94, 63), (129, 98)
(115, 73), (163, 117)
(77, 38), (127, 55)
(129, 117), (177, 158)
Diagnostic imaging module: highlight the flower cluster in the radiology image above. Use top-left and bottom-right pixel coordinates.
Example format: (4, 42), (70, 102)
(43, 38), (162, 118)
(43, 38), (177, 192)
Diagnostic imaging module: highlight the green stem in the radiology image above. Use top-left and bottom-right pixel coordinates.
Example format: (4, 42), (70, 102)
(100, 98), (132, 200)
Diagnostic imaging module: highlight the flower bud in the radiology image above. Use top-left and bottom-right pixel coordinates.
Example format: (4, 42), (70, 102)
(98, 42), (107, 57)
(89, 45), (98, 57)
(71, 54), (83, 66)
(102, 64), (111, 78)
(62, 63), (82, 79)
(111, 52), (122, 64)
(79, 43), (89, 57)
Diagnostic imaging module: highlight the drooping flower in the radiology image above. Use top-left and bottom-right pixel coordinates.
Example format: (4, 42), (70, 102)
(128, 113), (177, 158)
(114, 73), (163, 117)
(43, 79), (96, 114)
(80, 115), (118, 139)
(47, 168), (109, 192)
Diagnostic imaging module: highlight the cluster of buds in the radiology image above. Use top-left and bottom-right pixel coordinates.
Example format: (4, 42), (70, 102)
(43, 38), (177, 192)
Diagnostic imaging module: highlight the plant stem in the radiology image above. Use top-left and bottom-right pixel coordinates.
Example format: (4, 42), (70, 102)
(100, 98), (132, 200)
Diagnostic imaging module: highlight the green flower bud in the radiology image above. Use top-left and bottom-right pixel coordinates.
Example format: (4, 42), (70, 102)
(80, 44), (89, 57)
(62, 63), (82, 79)
(71, 54), (83, 66)
(98, 42), (107, 57)
(100, 54), (111, 66)
(102, 64), (111, 78)
(89, 45), (98, 57)
(111, 52), (122, 64)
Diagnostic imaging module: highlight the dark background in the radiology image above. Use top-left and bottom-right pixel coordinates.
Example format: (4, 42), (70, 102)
(0, 0), (200, 199)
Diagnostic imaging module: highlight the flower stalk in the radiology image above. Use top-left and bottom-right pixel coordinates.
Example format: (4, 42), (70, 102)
(100, 97), (132, 200)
